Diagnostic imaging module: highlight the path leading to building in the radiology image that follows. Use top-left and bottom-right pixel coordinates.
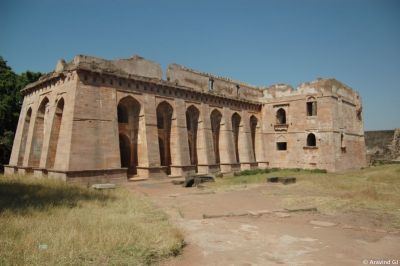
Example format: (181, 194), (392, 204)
(128, 180), (400, 266)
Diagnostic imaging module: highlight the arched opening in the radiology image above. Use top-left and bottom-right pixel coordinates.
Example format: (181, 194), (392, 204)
(117, 96), (141, 176)
(250, 115), (258, 161)
(29, 97), (49, 167)
(210, 109), (222, 164)
(232, 112), (241, 163)
(276, 108), (286, 124)
(47, 98), (64, 169)
(17, 108), (32, 166)
(307, 133), (316, 147)
(119, 134), (131, 168)
(186, 105), (200, 171)
(306, 97), (317, 116)
(157, 101), (173, 175)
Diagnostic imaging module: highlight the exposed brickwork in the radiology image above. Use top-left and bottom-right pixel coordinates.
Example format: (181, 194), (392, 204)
(5, 55), (367, 182)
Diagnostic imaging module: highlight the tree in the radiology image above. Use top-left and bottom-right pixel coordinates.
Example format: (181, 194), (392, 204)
(0, 56), (41, 171)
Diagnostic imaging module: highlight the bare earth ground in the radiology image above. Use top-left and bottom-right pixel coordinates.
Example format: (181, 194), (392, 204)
(128, 179), (400, 266)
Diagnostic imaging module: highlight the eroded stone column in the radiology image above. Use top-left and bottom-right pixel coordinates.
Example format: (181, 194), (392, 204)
(170, 98), (193, 177)
(196, 103), (218, 174)
(238, 111), (257, 170)
(136, 94), (166, 178)
(219, 108), (239, 173)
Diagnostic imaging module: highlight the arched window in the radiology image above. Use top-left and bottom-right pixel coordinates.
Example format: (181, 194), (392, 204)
(307, 97), (317, 116)
(276, 108), (286, 124)
(307, 133), (316, 147)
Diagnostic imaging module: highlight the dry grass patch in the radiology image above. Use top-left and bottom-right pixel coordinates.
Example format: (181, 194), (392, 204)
(211, 165), (400, 229)
(0, 176), (184, 265)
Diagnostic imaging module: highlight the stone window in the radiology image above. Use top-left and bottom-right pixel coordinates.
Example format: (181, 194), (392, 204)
(307, 97), (317, 116)
(208, 78), (214, 91)
(306, 133), (316, 147)
(276, 108), (286, 124)
(276, 142), (287, 151)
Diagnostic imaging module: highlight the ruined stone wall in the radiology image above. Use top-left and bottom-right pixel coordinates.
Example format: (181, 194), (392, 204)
(6, 55), (368, 181)
(167, 64), (262, 101)
(261, 78), (366, 172)
(365, 129), (400, 161)
(7, 72), (77, 175)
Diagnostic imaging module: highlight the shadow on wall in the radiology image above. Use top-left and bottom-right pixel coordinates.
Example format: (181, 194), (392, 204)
(0, 178), (115, 214)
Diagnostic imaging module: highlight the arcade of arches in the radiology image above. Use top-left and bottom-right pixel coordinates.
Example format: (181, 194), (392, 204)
(116, 95), (261, 177)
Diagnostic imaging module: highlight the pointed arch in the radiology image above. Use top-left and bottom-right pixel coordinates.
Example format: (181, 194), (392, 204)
(307, 133), (316, 147)
(186, 105), (200, 169)
(157, 101), (173, 175)
(17, 107), (32, 166)
(276, 108), (286, 124)
(250, 115), (258, 161)
(117, 96), (141, 175)
(29, 97), (49, 167)
(47, 98), (65, 169)
(210, 109), (222, 164)
(231, 112), (241, 163)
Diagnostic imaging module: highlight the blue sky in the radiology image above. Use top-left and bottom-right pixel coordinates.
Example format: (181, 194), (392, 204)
(1, 0), (399, 130)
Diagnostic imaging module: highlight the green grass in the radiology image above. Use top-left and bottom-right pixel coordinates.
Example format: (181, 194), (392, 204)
(212, 165), (400, 229)
(0, 176), (184, 266)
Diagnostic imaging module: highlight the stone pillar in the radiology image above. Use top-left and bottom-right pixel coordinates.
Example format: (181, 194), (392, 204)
(196, 103), (218, 174)
(4, 101), (29, 175)
(170, 98), (194, 177)
(255, 121), (268, 168)
(219, 108), (239, 173)
(238, 111), (258, 170)
(136, 94), (166, 178)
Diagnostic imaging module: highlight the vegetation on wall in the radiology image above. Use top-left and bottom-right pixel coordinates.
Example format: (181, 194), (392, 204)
(0, 56), (41, 171)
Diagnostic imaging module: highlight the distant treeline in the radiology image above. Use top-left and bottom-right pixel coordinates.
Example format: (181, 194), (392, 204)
(0, 56), (42, 172)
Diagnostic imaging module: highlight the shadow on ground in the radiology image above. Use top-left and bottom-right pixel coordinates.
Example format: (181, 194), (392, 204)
(0, 179), (114, 213)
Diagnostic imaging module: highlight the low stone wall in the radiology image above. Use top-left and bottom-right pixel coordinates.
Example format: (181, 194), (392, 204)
(365, 129), (400, 161)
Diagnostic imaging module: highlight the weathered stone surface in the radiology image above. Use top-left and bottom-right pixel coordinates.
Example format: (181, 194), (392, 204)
(310, 220), (337, 227)
(5, 54), (367, 183)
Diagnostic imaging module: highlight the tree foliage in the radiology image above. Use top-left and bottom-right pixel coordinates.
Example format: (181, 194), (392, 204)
(0, 56), (42, 171)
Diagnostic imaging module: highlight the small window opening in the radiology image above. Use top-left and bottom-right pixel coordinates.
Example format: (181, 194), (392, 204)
(208, 78), (214, 91)
(307, 101), (317, 116)
(276, 142), (287, 150)
(307, 133), (316, 147)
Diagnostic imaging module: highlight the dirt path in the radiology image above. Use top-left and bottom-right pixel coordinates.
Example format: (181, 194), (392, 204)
(128, 180), (400, 266)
